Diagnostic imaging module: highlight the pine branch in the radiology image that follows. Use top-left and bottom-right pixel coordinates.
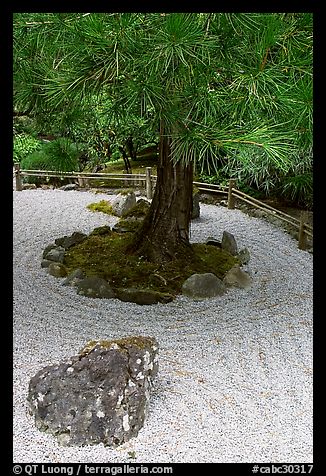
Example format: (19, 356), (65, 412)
(13, 13), (91, 27)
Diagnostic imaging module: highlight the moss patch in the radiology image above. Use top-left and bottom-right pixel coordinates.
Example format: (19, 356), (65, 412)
(63, 231), (239, 297)
(122, 200), (150, 219)
(115, 219), (143, 233)
(89, 225), (112, 237)
(87, 200), (115, 215)
(118, 188), (134, 196)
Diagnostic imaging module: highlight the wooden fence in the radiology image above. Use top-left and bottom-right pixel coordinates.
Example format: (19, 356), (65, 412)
(14, 164), (312, 250)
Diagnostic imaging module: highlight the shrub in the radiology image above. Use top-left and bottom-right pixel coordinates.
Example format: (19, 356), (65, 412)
(20, 138), (80, 185)
(281, 173), (313, 208)
(13, 134), (42, 163)
(221, 148), (313, 208)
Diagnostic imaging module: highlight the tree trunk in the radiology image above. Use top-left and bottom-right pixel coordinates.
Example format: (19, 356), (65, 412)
(119, 146), (132, 174)
(126, 137), (137, 161)
(130, 122), (194, 263)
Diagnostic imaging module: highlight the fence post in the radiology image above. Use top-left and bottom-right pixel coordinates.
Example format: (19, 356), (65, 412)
(14, 163), (23, 191)
(77, 176), (89, 188)
(146, 167), (152, 199)
(298, 211), (308, 250)
(227, 179), (236, 209)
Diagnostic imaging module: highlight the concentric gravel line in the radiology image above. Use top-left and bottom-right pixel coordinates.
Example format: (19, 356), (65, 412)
(13, 189), (313, 463)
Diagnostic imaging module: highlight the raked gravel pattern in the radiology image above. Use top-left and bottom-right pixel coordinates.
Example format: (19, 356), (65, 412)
(13, 189), (313, 463)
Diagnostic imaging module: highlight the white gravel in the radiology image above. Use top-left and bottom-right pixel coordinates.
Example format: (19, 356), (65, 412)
(13, 189), (313, 463)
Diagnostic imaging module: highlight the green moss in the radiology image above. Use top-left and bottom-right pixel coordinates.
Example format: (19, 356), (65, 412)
(116, 219), (142, 232)
(63, 230), (239, 297)
(87, 200), (115, 215)
(89, 225), (112, 236)
(122, 200), (150, 218)
(119, 188), (134, 196)
(192, 243), (239, 278)
(88, 179), (126, 189)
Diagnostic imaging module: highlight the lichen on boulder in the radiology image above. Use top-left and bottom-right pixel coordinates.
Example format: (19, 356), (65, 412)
(27, 336), (159, 447)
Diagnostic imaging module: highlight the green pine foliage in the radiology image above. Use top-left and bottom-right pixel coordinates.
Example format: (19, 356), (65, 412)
(13, 13), (313, 207)
(13, 134), (43, 163)
(20, 138), (80, 183)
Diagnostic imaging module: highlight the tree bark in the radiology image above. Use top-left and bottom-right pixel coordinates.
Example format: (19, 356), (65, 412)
(130, 122), (194, 263)
(126, 137), (137, 161)
(119, 146), (132, 174)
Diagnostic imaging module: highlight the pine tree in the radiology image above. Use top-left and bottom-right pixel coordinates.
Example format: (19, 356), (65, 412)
(13, 12), (313, 262)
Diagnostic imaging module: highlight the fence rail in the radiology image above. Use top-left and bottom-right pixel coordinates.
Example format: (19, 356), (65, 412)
(14, 164), (312, 250)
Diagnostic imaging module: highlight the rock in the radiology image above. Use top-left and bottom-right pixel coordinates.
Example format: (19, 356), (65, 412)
(89, 226), (112, 237)
(112, 218), (142, 233)
(122, 199), (150, 219)
(149, 273), (167, 287)
(22, 183), (37, 190)
(42, 244), (57, 259)
(219, 200), (228, 207)
(252, 209), (268, 219)
(111, 192), (137, 217)
(237, 247), (250, 265)
(76, 276), (115, 299)
(137, 198), (150, 205)
(192, 193), (200, 219)
(41, 259), (52, 268)
(267, 216), (284, 227)
(198, 193), (217, 205)
(59, 183), (78, 191)
(27, 336), (159, 447)
(112, 223), (131, 233)
(55, 232), (87, 250)
(223, 265), (252, 289)
(115, 288), (174, 305)
(62, 269), (85, 287)
(48, 262), (68, 278)
(182, 273), (226, 299)
(221, 231), (238, 256)
(45, 246), (66, 263)
(205, 237), (222, 248)
(41, 184), (52, 190)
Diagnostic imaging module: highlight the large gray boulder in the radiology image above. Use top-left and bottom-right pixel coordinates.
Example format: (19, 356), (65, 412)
(111, 192), (137, 217)
(221, 231), (238, 256)
(182, 273), (226, 299)
(223, 265), (252, 289)
(27, 336), (159, 447)
(76, 276), (115, 299)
